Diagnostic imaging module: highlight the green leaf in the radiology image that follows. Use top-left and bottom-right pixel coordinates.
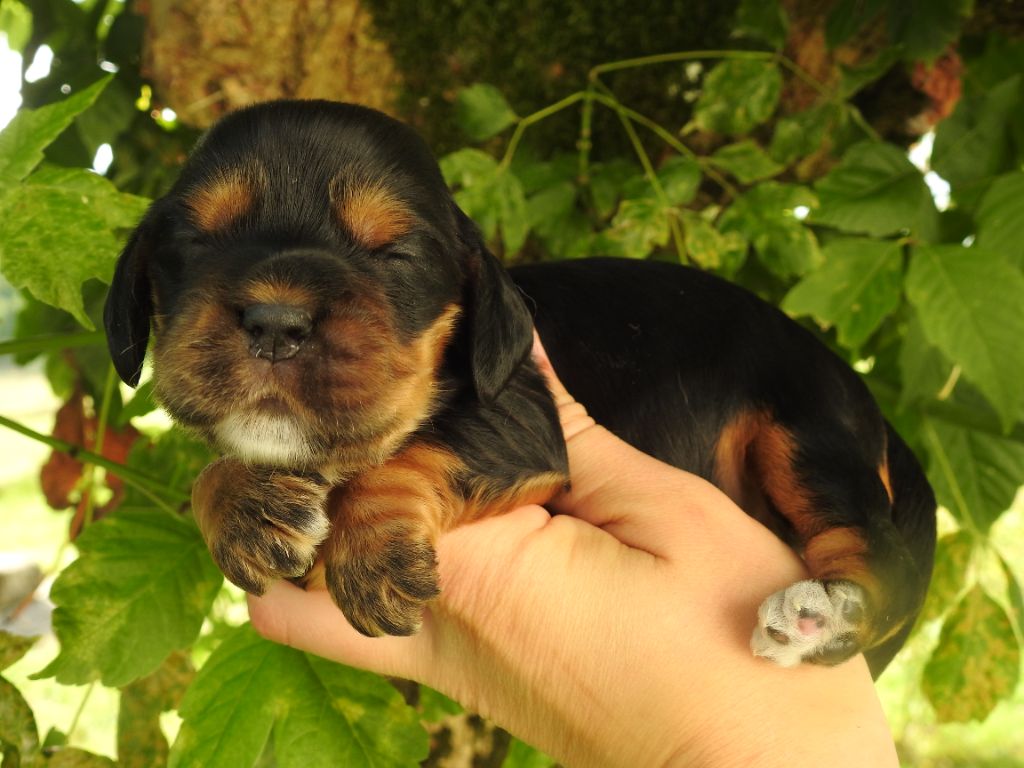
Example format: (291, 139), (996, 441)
(0, 183), (113, 329)
(932, 75), (1022, 198)
(975, 171), (1024, 269)
(782, 238), (902, 348)
(440, 148), (499, 189)
(513, 153), (576, 195)
(418, 686), (463, 722)
(898, 316), (954, 410)
(605, 197), (670, 259)
(46, 748), (119, 766)
(453, 184), (494, 243)
(170, 624), (428, 768)
(0, 0), (33, 52)
(923, 586), (1020, 722)
(693, 60), (782, 136)
(43, 727), (69, 750)
(906, 244), (1024, 430)
(0, 676), (38, 763)
(0, 166), (151, 328)
(503, 738), (557, 767)
(442, 150), (528, 254)
(732, 0), (788, 48)
(769, 104), (834, 165)
(527, 182), (575, 230)
(837, 48), (903, 99)
(920, 416), (1024, 533)
(117, 380), (158, 425)
(997, 555), (1024, 641)
(710, 140), (783, 184)
(456, 84), (518, 142)
(888, 0), (971, 63)
(967, 36), (1024, 93)
(588, 159), (637, 220)
(656, 156), (701, 206)
(920, 531), (973, 624)
(719, 182), (821, 278)
(118, 651), (194, 768)
(0, 631), (37, 671)
(680, 210), (747, 276)
(812, 141), (933, 237)
(121, 427), (214, 507)
(495, 171), (529, 254)
(0, 77), (110, 182)
(76, 79), (139, 158)
(527, 182), (591, 259)
(825, 0), (885, 48)
(29, 165), (151, 229)
(37, 508), (223, 687)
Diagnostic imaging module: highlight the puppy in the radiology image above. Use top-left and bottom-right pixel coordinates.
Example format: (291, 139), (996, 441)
(103, 100), (935, 675)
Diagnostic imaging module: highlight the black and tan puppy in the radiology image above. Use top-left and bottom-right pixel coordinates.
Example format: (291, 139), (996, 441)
(104, 100), (935, 676)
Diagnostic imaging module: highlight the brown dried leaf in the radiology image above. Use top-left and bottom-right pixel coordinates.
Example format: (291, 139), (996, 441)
(40, 390), (86, 510)
(39, 386), (140, 535)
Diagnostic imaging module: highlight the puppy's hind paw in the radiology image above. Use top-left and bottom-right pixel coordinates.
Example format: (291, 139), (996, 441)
(751, 579), (867, 667)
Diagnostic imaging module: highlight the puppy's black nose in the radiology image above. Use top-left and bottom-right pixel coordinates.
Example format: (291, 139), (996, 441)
(241, 304), (312, 362)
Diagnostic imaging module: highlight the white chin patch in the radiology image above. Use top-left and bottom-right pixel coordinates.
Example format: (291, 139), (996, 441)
(214, 413), (315, 466)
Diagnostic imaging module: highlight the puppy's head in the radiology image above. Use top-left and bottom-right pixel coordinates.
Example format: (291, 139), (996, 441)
(104, 101), (532, 470)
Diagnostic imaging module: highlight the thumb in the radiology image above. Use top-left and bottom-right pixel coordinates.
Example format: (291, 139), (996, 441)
(532, 333), (727, 558)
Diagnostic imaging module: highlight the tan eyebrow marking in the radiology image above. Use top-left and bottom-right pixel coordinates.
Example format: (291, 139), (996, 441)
(334, 180), (416, 249)
(184, 169), (257, 233)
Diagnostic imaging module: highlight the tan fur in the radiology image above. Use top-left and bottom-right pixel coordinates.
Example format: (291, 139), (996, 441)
(192, 457), (330, 595)
(803, 525), (892, 645)
(184, 169), (258, 233)
(714, 410), (818, 533)
(464, 471), (568, 522)
(878, 455), (894, 504)
(334, 180), (416, 249)
(713, 410), (775, 527)
(753, 419), (820, 534)
(318, 442), (459, 634)
(321, 302), (461, 476)
(804, 526), (877, 589)
(243, 281), (318, 308)
(154, 274), (461, 475)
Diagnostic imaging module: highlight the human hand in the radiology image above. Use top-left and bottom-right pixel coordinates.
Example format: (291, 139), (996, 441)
(248, 336), (897, 768)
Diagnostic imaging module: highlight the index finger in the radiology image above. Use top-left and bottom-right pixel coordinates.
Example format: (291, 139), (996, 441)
(248, 581), (425, 679)
(531, 331), (730, 558)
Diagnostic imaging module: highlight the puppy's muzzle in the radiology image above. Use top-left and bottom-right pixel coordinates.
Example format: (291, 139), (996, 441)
(242, 303), (313, 362)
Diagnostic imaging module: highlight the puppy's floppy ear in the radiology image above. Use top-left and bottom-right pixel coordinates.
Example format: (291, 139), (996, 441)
(456, 207), (533, 402)
(103, 222), (154, 387)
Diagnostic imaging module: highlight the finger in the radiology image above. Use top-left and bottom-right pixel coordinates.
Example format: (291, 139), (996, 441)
(532, 332), (732, 558)
(248, 581), (423, 679)
(531, 331), (594, 442)
(247, 508), (554, 688)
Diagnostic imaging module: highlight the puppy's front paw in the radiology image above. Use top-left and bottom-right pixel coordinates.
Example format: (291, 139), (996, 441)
(192, 460), (331, 595)
(751, 579), (867, 667)
(326, 525), (440, 637)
